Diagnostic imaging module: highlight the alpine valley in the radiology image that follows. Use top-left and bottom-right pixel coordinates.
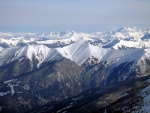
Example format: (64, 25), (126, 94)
(0, 27), (150, 113)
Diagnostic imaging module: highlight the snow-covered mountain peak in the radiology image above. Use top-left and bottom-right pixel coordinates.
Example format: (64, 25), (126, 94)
(25, 45), (50, 62)
(109, 27), (148, 40)
(0, 38), (146, 68)
(56, 39), (146, 66)
(0, 45), (52, 68)
(1, 28), (150, 113)
(117, 26), (143, 32)
(0, 27), (150, 50)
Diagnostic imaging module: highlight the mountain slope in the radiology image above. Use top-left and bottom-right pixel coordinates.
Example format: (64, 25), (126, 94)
(0, 39), (147, 69)
(0, 27), (150, 113)
(0, 27), (150, 49)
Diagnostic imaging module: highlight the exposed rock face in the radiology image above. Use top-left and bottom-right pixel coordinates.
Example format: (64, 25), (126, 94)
(0, 58), (81, 112)
(0, 54), (150, 113)
(0, 27), (150, 112)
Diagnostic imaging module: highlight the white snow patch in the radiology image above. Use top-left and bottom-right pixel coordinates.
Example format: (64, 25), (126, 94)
(7, 83), (18, 95)
(0, 91), (10, 96)
(4, 79), (21, 95)
(121, 93), (128, 98)
(23, 85), (30, 90)
(4, 79), (17, 84)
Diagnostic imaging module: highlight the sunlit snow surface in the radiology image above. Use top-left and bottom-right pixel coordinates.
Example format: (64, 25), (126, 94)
(0, 27), (150, 112)
(0, 39), (148, 69)
(0, 27), (150, 68)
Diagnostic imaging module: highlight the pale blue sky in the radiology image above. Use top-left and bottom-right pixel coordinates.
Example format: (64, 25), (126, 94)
(0, 0), (150, 33)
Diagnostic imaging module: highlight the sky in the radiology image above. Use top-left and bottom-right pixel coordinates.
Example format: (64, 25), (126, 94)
(0, 0), (150, 33)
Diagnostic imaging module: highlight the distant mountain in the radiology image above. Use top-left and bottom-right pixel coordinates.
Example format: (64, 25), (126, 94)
(0, 27), (150, 113)
(0, 27), (150, 49)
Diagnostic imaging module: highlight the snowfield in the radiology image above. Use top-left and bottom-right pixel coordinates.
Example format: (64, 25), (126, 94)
(0, 27), (150, 113)
(0, 27), (150, 68)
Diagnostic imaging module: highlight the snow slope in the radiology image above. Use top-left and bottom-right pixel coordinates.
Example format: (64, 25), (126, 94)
(112, 39), (150, 49)
(0, 45), (57, 68)
(0, 27), (150, 68)
(57, 40), (145, 66)
(0, 27), (149, 49)
(96, 27), (150, 40)
(0, 39), (149, 68)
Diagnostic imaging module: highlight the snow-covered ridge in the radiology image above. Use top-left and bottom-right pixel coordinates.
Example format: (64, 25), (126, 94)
(0, 39), (149, 69)
(57, 40), (146, 65)
(0, 45), (61, 68)
(112, 39), (150, 49)
(0, 27), (150, 68)
(0, 27), (150, 49)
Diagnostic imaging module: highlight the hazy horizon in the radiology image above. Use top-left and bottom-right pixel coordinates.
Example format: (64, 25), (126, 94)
(0, 0), (150, 33)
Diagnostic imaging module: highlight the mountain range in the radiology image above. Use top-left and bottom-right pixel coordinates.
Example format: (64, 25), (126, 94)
(0, 27), (150, 113)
